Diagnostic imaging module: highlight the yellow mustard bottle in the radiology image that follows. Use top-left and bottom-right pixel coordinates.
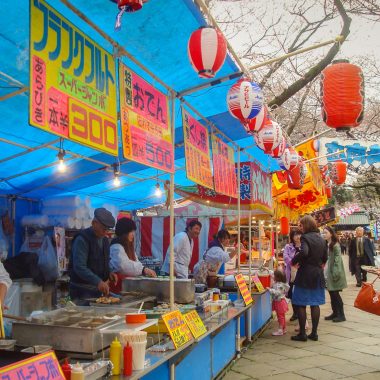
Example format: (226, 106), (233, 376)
(71, 362), (84, 380)
(110, 336), (122, 375)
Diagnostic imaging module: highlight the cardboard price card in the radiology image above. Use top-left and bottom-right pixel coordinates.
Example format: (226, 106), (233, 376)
(0, 351), (65, 379)
(162, 310), (193, 349)
(235, 274), (253, 306)
(252, 275), (265, 292)
(184, 310), (207, 339)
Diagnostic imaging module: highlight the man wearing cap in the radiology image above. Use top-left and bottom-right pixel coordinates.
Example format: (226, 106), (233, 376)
(160, 220), (202, 279)
(69, 207), (117, 304)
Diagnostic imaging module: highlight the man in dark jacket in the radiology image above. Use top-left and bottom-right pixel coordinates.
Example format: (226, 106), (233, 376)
(69, 207), (117, 304)
(349, 226), (375, 287)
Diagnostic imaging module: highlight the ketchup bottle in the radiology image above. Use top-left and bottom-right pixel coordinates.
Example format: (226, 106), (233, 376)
(123, 343), (133, 376)
(61, 358), (71, 380)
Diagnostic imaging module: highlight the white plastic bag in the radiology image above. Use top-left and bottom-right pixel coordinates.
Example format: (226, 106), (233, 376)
(37, 236), (59, 282)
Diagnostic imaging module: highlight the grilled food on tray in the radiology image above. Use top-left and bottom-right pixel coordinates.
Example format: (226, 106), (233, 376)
(95, 296), (120, 304)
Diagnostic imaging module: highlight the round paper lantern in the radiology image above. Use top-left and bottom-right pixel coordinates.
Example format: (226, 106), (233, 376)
(113, 0), (143, 11)
(281, 147), (299, 171)
(227, 78), (264, 122)
(280, 217), (290, 235)
(244, 105), (268, 134)
(330, 161), (347, 185)
(325, 182), (333, 198)
(275, 157), (287, 170)
(311, 139), (320, 152)
(287, 160), (307, 190)
(321, 60), (365, 131)
(188, 26), (227, 79)
(271, 136), (286, 158)
(254, 121), (283, 154)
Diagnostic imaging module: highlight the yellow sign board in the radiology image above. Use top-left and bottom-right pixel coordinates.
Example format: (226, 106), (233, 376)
(162, 310), (193, 349)
(30, 0), (118, 155)
(184, 310), (207, 339)
(235, 273), (253, 306)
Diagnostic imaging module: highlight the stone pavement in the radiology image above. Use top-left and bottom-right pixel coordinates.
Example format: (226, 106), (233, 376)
(223, 256), (380, 380)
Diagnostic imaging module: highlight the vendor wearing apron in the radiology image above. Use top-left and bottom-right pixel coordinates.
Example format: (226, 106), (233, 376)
(69, 207), (117, 304)
(160, 220), (202, 279)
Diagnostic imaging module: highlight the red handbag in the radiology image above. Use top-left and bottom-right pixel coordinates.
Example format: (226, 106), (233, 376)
(354, 278), (380, 316)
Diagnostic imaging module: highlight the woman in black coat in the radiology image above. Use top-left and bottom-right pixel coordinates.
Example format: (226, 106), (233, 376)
(291, 215), (328, 342)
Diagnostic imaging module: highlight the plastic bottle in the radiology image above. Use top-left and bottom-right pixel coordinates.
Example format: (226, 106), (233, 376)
(110, 337), (122, 375)
(123, 342), (133, 376)
(61, 358), (71, 380)
(71, 363), (84, 380)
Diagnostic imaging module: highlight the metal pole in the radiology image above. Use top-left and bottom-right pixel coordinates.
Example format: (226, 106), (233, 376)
(169, 94), (176, 311)
(170, 362), (175, 380)
(247, 209), (252, 342)
(258, 219), (262, 261)
(237, 149), (241, 273)
(270, 218), (274, 271)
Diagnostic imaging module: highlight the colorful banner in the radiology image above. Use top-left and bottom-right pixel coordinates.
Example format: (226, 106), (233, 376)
(30, 0), (118, 155)
(0, 351), (65, 379)
(211, 135), (237, 197)
(183, 310), (207, 339)
(319, 138), (380, 168)
(252, 275), (265, 292)
(119, 63), (174, 172)
(235, 274), (253, 306)
(162, 310), (193, 349)
(182, 109), (213, 189)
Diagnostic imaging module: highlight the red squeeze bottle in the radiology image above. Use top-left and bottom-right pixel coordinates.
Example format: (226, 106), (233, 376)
(123, 343), (133, 376)
(61, 358), (71, 380)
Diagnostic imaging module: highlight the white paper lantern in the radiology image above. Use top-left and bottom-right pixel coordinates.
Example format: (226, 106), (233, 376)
(281, 147), (299, 171)
(270, 136), (286, 158)
(254, 121), (283, 154)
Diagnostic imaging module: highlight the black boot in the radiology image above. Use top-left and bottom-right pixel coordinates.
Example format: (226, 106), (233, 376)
(324, 313), (336, 320)
(333, 297), (346, 322)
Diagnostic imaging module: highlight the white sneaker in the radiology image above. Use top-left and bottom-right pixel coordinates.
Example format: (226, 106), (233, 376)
(272, 329), (284, 336)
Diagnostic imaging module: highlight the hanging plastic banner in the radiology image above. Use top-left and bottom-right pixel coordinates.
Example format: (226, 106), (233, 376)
(182, 109), (213, 189)
(119, 63), (174, 173)
(29, 0), (118, 155)
(211, 135), (237, 197)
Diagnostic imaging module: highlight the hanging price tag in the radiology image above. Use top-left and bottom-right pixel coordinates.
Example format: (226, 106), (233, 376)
(183, 310), (207, 339)
(235, 273), (253, 306)
(162, 310), (193, 349)
(252, 275), (265, 292)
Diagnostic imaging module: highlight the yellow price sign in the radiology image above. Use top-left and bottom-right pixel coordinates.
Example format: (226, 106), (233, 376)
(162, 310), (193, 349)
(184, 310), (207, 339)
(235, 273), (253, 306)
(252, 275), (265, 292)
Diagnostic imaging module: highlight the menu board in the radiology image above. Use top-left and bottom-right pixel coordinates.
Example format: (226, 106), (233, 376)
(183, 310), (207, 339)
(162, 310), (193, 349)
(30, 0), (118, 155)
(235, 274), (253, 306)
(119, 63), (174, 173)
(311, 207), (336, 226)
(212, 135), (237, 197)
(182, 109), (213, 189)
(0, 351), (65, 379)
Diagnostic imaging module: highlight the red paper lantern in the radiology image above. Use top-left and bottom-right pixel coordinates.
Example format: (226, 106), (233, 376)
(286, 160), (307, 190)
(330, 161), (347, 185)
(271, 137), (286, 158)
(325, 183), (332, 198)
(280, 217), (290, 235)
(244, 105), (268, 134)
(254, 121), (283, 154)
(321, 60), (365, 131)
(281, 147), (299, 171)
(116, 0), (143, 11)
(188, 26), (227, 79)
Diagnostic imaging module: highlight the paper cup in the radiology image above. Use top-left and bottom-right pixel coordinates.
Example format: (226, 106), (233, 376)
(130, 340), (147, 371)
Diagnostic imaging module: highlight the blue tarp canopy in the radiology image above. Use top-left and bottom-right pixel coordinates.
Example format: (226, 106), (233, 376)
(0, 0), (278, 210)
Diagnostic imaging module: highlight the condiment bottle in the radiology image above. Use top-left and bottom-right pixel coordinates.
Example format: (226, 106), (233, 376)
(61, 358), (71, 380)
(110, 337), (122, 375)
(123, 342), (133, 376)
(71, 363), (84, 380)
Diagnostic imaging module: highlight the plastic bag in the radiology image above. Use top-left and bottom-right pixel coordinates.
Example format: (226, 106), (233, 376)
(37, 236), (59, 282)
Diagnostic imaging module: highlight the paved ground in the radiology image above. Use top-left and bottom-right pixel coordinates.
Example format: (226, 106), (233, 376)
(223, 256), (380, 380)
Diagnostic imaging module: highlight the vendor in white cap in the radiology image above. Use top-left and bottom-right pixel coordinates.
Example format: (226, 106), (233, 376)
(0, 261), (11, 311)
(69, 207), (117, 304)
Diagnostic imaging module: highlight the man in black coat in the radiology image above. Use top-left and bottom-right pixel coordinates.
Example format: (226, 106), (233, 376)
(349, 227), (375, 287)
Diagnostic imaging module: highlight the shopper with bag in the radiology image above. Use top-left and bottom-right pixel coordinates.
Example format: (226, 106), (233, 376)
(323, 226), (347, 322)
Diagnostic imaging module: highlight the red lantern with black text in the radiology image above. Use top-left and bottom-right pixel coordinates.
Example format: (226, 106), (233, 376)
(287, 160), (307, 190)
(188, 27), (227, 79)
(321, 60), (365, 131)
(330, 161), (347, 185)
(280, 217), (290, 235)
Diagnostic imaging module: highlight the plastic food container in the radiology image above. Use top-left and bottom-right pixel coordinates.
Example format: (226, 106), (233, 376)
(125, 313), (146, 324)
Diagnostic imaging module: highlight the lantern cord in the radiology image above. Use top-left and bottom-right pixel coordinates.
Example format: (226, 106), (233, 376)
(302, 149), (346, 163)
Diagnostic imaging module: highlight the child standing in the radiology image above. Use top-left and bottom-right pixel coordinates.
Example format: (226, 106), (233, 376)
(268, 270), (289, 336)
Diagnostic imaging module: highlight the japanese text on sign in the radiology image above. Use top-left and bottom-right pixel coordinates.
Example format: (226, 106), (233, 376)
(212, 135), (237, 197)
(311, 207), (336, 227)
(184, 310), (207, 339)
(0, 351), (65, 380)
(235, 273), (253, 306)
(162, 310), (193, 349)
(119, 63), (174, 173)
(182, 109), (213, 189)
(30, 0), (118, 155)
